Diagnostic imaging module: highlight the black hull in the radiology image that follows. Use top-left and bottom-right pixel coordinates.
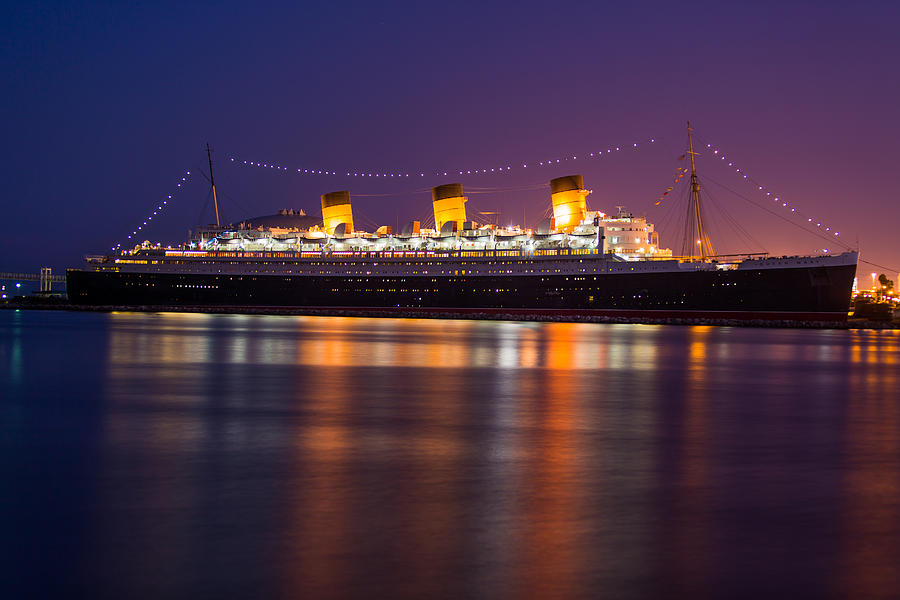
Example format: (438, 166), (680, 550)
(67, 264), (856, 321)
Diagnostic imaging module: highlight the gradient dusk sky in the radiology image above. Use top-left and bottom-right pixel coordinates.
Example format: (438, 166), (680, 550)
(3, 1), (899, 277)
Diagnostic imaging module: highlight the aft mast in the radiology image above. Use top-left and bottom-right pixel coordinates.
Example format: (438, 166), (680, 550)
(207, 143), (221, 228)
(686, 121), (715, 260)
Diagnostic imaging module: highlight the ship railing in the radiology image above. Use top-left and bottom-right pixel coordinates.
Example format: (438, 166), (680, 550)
(84, 254), (109, 264)
(671, 252), (769, 263)
(176, 248), (607, 260)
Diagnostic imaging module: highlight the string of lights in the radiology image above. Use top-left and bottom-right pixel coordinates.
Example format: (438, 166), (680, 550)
(112, 171), (192, 251)
(224, 138), (656, 180)
(702, 142), (843, 240)
(110, 140), (845, 249)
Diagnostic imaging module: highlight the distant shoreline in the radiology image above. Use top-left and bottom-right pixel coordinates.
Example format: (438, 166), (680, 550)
(3, 301), (897, 329)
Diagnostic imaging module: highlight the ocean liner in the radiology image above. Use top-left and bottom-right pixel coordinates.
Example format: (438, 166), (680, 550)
(67, 127), (858, 321)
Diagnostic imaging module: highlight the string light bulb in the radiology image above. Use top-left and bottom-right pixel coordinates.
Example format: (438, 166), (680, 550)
(705, 142), (844, 239)
(225, 137), (655, 181)
(113, 170), (191, 251)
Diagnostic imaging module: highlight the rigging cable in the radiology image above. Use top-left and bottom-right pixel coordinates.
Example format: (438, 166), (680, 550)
(700, 174), (853, 250)
(193, 167), (257, 224)
(859, 259), (900, 275)
(699, 184), (768, 253)
(691, 132), (845, 240)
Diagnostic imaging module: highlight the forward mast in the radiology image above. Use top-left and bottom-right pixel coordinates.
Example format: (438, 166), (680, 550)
(686, 121), (715, 260)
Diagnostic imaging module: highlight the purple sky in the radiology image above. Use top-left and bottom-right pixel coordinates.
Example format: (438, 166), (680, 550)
(3, 1), (899, 277)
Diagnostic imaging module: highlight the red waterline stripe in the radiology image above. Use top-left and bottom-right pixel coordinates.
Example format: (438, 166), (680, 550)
(137, 305), (849, 323)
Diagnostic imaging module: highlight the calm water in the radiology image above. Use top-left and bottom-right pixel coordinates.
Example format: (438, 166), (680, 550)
(2, 310), (899, 599)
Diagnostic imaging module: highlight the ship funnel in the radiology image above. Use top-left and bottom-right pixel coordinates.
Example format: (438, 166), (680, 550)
(535, 218), (553, 235)
(401, 221), (421, 237)
(332, 222), (348, 239)
(321, 190), (353, 236)
(432, 183), (467, 233)
(550, 175), (589, 232)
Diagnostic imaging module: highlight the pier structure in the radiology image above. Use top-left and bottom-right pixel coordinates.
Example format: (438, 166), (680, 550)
(0, 269), (66, 292)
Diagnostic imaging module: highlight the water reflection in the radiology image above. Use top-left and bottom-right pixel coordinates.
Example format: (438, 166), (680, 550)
(4, 310), (900, 598)
(105, 315), (666, 372)
(98, 315), (900, 597)
(838, 330), (900, 597)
